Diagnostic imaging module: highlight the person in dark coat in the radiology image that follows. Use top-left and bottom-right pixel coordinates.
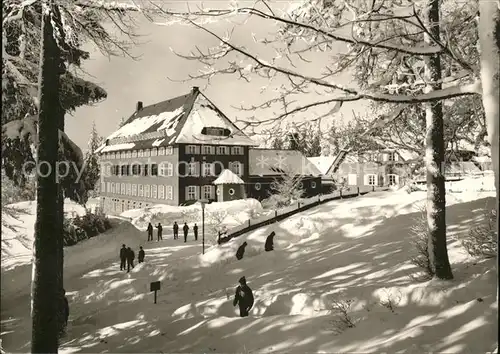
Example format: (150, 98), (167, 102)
(183, 222), (189, 243)
(126, 247), (135, 273)
(173, 222), (179, 240)
(265, 231), (276, 252)
(233, 276), (254, 317)
(156, 223), (163, 242)
(119, 244), (127, 270)
(138, 246), (145, 263)
(235, 241), (247, 260)
(147, 223), (154, 242)
(193, 223), (198, 241)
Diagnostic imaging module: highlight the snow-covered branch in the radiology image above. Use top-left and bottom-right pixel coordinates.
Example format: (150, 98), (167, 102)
(183, 19), (480, 105)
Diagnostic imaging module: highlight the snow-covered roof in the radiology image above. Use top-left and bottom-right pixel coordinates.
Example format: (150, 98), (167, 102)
(213, 169), (245, 185)
(97, 88), (258, 153)
(307, 156), (336, 175)
(249, 149), (322, 177)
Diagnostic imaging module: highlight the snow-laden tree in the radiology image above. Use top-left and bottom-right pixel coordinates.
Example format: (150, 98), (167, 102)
(152, 0), (499, 281)
(268, 168), (305, 209)
(83, 121), (103, 198)
(2, 0), (142, 350)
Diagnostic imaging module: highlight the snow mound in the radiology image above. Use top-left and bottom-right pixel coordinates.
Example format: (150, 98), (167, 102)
(1, 198), (88, 269)
(122, 199), (265, 233)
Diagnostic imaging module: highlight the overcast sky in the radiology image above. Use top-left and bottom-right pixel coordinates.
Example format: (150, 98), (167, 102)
(66, 2), (368, 150)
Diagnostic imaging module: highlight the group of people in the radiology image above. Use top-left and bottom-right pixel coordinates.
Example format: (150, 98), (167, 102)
(120, 244), (145, 272)
(146, 222), (199, 243)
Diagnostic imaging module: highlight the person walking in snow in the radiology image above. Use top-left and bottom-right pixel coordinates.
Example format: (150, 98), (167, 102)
(173, 222), (179, 240)
(233, 276), (254, 317)
(126, 247), (135, 273)
(138, 246), (145, 263)
(147, 223), (154, 242)
(119, 244), (127, 271)
(193, 223), (198, 241)
(183, 222), (189, 243)
(156, 223), (163, 242)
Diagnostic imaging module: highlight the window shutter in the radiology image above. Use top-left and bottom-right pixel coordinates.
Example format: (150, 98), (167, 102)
(383, 153), (389, 162)
(185, 186), (189, 200)
(364, 174), (368, 186)
(210, 163), (215, 176)
(394, 153), (399, 161)
(195, 186), (200, 200)
(395, 175), (400, 185)
(239, 163), (244, 176)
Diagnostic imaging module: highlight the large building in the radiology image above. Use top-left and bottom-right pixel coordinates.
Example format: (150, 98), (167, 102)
(97, 87), (322, 214)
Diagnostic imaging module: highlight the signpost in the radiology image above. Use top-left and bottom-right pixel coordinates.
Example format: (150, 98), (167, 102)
(199, 199), (209, 254)
(150, 281), (160, 304)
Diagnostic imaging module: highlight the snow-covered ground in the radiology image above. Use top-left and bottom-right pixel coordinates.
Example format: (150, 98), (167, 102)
(121, 198), (269, 241)
(1, 176), (497, 353)
(1, 199), (89, 271)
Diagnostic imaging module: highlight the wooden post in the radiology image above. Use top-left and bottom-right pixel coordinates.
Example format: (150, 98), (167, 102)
(357, 187), (360, 196)
(248, 219), (251, 227)
(340, 189), (343, 199)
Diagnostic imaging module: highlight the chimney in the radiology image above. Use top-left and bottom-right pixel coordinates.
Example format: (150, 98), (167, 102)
(136, 101), (143, 111)
(192, 86), (199, 93)
(105, 139), (109, 146)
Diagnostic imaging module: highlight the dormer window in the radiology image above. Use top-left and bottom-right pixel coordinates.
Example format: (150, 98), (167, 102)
(201, 127), (231, 137)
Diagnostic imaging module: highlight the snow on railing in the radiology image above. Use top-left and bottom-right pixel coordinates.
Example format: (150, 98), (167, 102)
(219, 185), (386, 243)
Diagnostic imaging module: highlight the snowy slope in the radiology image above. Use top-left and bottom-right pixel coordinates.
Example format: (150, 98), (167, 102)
(1, 199), (88, 271)
(1, 177), (496, 353)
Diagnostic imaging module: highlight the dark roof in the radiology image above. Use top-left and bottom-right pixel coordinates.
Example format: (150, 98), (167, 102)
(97, 87), (257, 153)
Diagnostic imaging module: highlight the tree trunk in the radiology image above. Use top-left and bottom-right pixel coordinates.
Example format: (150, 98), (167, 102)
(423, 0), (453, 280)
(477, 0), (499, 300)
(31, 1), (62, 352)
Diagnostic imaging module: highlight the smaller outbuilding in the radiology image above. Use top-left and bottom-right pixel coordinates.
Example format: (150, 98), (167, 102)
(213, 169), (246, 202)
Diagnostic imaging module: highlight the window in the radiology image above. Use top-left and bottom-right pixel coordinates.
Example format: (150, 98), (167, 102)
(151, 148), (158, 157)
(166, 185), (173, 200)
(132, 150), (137, 158)
(121, 165), (127, 176)
(101, 181), (105, 193)
(132, 184), (137, 196)
(203, 185), (212, 200)
(311, 181), (317, 188)
(166, 146), (173, 155)
(126, 151), (131, 159)
(254, 182), (261, 190)
(166, 162), (173, 176)
(145, 149), (151, 157)
(388, 174), (398, 185)
(152, 185), (158, 199)
(159, 185), (165, 199)
(121, 183), (126, 194)
(151, 163), (158, 176)
(143, 164), (149, 176)
(138, 184), (144, 197)
(159, 162), (167, 177)
(388, 152), (396, 162)
(217, 146), (228, 155)
(139, 150), (144, 157)
(132, 164), (140, 176)
(144, 185), (151, 198)
(106, 182), (111, 193)
(187, 186), (197, 200)
(366, 174), (377, 186)
(203, 145), (214, 155)
(188, 162), (198, 176)
(230, 161), (241, 176)
(228, 188), (235, 196)
(298, 182), (304, 189)
(159, 147), (165, 156)
(187, 145), (199, 154)
(203, 162), (213, 177)
(111, 182), (116, 194)
(231, 146), (243, 155)
(126, 183), (131, 196)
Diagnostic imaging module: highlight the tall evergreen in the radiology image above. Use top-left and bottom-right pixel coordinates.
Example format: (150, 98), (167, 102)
(31, 2), (61, 351)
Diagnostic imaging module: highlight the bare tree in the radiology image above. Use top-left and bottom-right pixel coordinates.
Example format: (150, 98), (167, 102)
(267, 168), (305, 209)
(149, 0), (499, 281)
